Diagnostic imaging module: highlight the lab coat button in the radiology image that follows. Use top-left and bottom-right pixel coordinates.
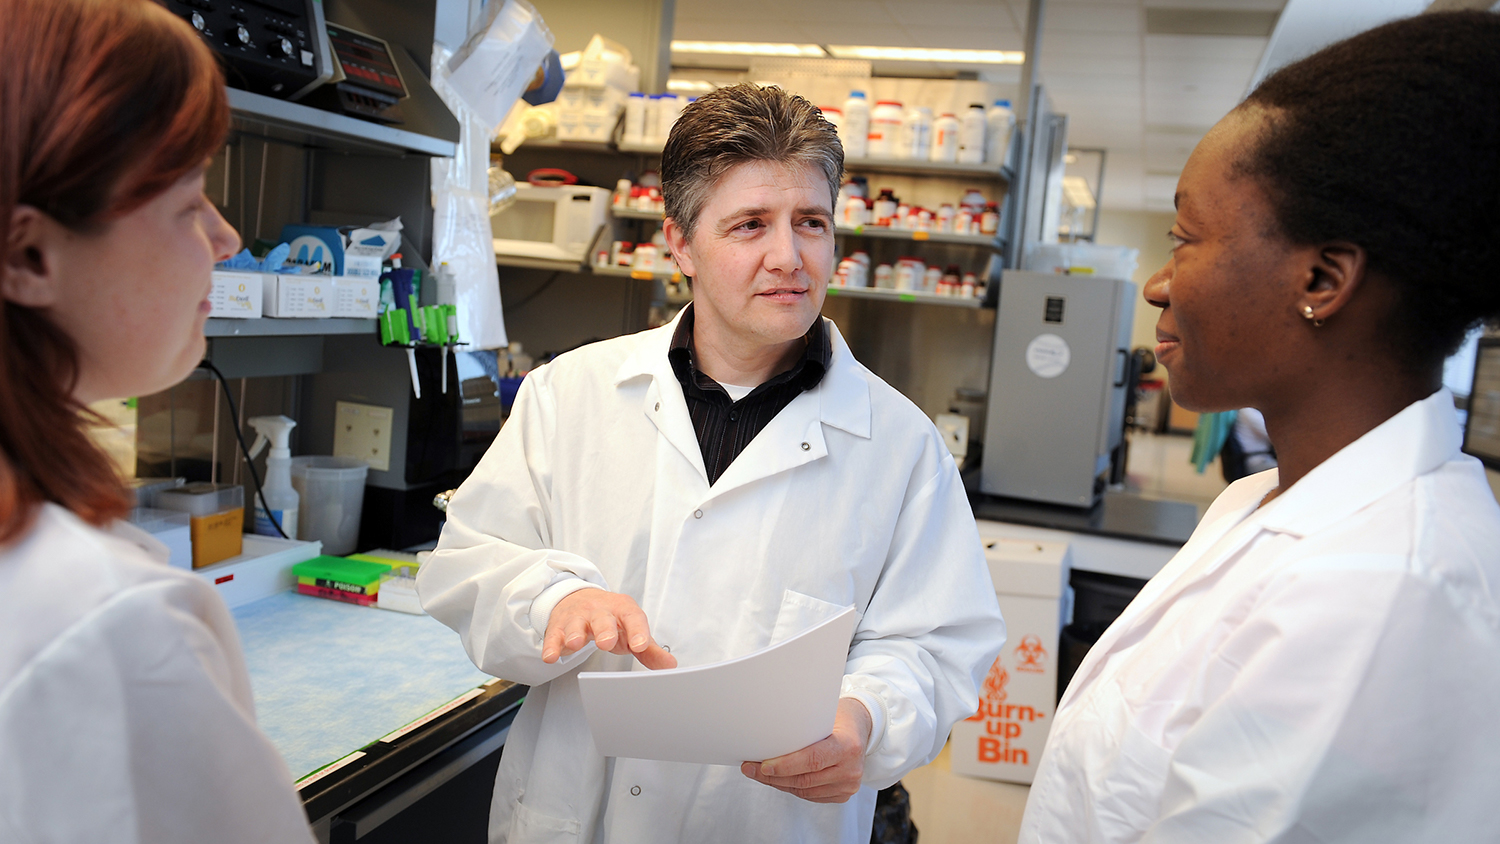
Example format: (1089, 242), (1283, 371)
(654, 402), (660, 411)
(801, 442), (810, 451)
(631, 785), (641, 796)
(693, 509), (703, 519)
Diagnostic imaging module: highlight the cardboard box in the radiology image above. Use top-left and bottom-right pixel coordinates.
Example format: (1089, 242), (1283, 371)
(263, 275), (333, 318)
(331, 276), (379, 319)
(209, 271), (264, 318)
(950, 535), (1071, 784)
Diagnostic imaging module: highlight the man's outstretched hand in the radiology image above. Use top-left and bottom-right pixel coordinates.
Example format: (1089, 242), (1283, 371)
(541, 589), (677, 670)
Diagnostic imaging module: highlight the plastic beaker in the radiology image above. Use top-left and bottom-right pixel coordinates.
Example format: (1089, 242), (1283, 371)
(289, 456), (368, 556)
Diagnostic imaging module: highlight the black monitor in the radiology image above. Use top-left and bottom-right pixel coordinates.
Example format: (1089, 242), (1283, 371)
(1462, 337), (1500, 470)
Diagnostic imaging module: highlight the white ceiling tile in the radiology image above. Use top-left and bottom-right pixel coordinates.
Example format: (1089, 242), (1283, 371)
(900, 26), (1026, 51)
(1145, 33), (1268, 60)
(1043, 4), (1143, 33)
(1038, 54), (1141, 75)
(1041, 31), (1144, 59)
(883, 3), (1013, 28)
(1144, 0), (1285, 9)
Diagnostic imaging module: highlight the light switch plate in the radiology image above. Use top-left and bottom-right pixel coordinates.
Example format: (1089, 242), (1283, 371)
(935, 413), (970, 459)
(333, 400), (393, 472)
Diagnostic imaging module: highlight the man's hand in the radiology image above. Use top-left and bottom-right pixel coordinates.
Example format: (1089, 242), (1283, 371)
(741, 697), (872, 803)
(541, 589), (678, 670)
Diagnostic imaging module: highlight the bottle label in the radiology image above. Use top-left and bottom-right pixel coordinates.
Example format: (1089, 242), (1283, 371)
(254, 506), (298, 539)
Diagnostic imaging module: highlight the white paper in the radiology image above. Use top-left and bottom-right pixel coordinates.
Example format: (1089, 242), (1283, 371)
(577, 607), (858, 767)
(443, 0), (554, 133)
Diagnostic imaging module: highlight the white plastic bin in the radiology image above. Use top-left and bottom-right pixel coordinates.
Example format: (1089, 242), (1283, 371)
(289, 456), (368, 556)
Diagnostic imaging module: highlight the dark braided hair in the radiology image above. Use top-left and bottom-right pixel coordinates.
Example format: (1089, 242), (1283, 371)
(1235, 10), (1500, 370)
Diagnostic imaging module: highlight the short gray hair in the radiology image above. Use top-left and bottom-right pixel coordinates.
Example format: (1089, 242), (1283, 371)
(660, 83), (844, 242)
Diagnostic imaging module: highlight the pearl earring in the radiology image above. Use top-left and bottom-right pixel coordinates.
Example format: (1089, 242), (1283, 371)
(1302, 305), (1324, 327)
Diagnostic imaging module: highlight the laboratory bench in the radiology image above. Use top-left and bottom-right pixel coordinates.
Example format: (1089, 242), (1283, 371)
(233, 590), (525, 843)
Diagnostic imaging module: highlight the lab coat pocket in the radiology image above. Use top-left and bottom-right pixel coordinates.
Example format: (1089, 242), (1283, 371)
(507, 799), (582, 842)
(770, 590), (856, 647)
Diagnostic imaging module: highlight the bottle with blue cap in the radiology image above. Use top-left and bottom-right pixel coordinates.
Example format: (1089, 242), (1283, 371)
(986, 100), (1016, 166)
(841, 91), (870, 158)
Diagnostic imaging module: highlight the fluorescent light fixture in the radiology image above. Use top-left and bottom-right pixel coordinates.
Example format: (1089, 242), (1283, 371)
(825, 46), (1024, 64)
(670, 40), (826, 58)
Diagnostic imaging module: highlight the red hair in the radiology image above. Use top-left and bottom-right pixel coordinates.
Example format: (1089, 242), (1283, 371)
(0, 0), (229, 543)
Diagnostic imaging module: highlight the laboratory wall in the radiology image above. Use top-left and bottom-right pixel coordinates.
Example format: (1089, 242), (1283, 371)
(1094, 208), (1175, 355)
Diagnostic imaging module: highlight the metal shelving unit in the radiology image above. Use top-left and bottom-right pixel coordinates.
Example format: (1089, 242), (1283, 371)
(205, 318), (377, 338)
(825, 286), (983, 308)
(227, 89), (456, 158)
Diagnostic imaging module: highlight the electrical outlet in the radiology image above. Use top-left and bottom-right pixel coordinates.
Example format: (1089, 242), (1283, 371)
(333, 401), (393, 472)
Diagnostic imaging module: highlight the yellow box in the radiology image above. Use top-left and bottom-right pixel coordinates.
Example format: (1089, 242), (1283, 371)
(190, 509), (243, 568)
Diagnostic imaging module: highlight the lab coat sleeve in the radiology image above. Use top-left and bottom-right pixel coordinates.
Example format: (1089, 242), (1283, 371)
(0, 579), (314, 844)
(1142, 564), (1500, 844)
(418, 368), (610, 686)
(843, 453), (1007, 789)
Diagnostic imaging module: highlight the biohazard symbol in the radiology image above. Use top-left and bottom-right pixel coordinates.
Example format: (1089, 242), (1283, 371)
(965, 658), (1009, 720)
(1014, 634), (1047, 674)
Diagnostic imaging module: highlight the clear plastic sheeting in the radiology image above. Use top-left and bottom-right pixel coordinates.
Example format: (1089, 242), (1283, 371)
(430, 43), (512, 351)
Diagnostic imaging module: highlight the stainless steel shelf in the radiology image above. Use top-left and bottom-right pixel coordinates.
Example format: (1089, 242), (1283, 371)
(205, 318), (377, 337)
(494, 254), (588, 272)
(592, 264), (683, 282)
(612, 207), (664, 221)
(824, 286), (982, 308)
(228, 89), (457, 158)
(844, 156), (1012, 182)
(836, 226), (1002, 248)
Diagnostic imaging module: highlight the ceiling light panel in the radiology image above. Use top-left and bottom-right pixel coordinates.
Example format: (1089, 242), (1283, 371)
(824, 46), (1025, 63)
(670, 41), (827, 58)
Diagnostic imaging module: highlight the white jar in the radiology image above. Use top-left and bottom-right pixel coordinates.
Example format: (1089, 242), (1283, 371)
(656, 94), (682, 143)
(820, 106), (843, 141)
(842, 196), (868, 228)
(631, 243), (658, 272)
(936, 203), (955, 232)
(623, 93), (646, 144)
(873, 263), (894, 289)
(985, 100), (1016, 165)
(643, 95), (663, 145)
(959, 103), (987, 164)
(897, 107), (932, 160)
(894, 259), (918, 291)
(868, 100), (904, 158)
(931, 113), (960, 163)
(841, 91), (870, 158)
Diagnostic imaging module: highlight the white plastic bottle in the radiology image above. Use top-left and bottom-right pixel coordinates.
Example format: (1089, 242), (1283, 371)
(931, 112), (960, 163)
(841, 91), (870, 158)
(985, 99), (1016, 165)
(820, 106), (843, 141)
(644, 94), (663, 145)
(248, 415), (299, 539)
(623, 92), (647, 145)
(897, 106), (932, 160)
(868, 100), (904, 158)
(958, 103), (987, 164)
(656, 94), (681, 144)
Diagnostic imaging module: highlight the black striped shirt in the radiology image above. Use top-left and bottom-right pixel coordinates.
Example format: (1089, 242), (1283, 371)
(668, 305), (831, 485)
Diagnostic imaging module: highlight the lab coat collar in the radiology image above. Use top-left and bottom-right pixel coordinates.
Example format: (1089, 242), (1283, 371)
(612, 312), (872, 487)
(1254, 388), (1461, 539)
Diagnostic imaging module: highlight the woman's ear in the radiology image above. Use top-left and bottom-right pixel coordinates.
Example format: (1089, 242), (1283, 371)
(2, 206), (63, 308)
(1300, 241), (1367, 322)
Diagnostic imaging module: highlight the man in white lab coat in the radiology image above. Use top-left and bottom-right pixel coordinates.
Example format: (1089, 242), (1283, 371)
(418, 83), (1005, 843)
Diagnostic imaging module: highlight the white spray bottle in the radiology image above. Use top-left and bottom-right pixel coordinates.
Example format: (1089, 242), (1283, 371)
(247, 415), (299, 539)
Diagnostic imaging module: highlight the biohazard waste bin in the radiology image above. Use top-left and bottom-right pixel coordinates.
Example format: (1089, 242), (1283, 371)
(950, 535), (1071, 784)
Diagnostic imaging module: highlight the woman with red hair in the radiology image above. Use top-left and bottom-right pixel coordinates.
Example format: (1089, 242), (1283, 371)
(0, 1), (313, 840)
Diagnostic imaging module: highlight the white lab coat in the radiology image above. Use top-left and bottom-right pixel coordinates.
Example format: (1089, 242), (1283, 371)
(420, 315), (1006, 844)
(1020, 388), (1500, 844)
(0, 503), (315, 844)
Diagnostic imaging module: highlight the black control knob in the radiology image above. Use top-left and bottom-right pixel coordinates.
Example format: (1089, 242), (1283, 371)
(270, 36), (293, 58)
(235, 24), (250, 45)
(189, 11), (205, 31)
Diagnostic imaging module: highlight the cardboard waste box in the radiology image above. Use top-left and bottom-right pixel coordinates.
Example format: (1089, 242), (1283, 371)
(951, 535), (1071, 784)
